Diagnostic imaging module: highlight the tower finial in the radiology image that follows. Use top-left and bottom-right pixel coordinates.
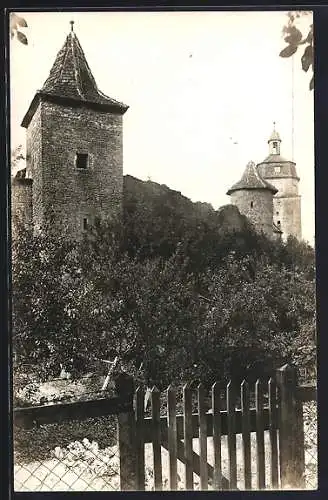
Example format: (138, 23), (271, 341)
(273, 121), (276, 130)
(70, 20), (74, 32)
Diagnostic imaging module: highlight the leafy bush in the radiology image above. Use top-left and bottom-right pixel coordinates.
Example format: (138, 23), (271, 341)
(12, 179), (316, 387)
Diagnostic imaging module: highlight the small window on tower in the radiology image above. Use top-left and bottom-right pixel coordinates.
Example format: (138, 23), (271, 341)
(274, 166), (281, 174)
(76, 153), (88, 169)
(273, 141), (278, 152)
(277, 220), (281, 226)
(83, 217), (88, 230)
(250, 201), (254, 208)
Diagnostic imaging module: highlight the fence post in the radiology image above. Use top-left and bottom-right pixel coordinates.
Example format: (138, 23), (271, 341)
(293, 368), (305, 489)
(276, 364), (305, 489)
(115, 372), (137, 491)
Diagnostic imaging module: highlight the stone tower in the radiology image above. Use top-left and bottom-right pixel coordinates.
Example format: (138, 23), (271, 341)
(19, 22), (129, 239)
(226, 161), (278, 238)
(257, 124), (302, 240)
(11, 169), (33, 239)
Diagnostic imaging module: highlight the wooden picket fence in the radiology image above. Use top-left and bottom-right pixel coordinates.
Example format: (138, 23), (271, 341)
(14, 364), (316, 491)
(119, 364), (316, 491)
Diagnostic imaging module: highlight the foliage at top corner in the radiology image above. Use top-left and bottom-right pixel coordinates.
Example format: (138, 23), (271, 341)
(280, 11), (314, 91)
(10, 13), (28, 45)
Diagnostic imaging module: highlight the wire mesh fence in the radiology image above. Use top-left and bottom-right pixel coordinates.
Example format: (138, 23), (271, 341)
(12, 360), (137, 492)
(303, 400), (317, 490)
(14, 414), (120, 491)
(12, 365), (317, 492)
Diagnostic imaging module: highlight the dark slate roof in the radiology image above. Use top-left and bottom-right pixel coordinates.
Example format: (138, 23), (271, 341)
(22, 30), (128, 128)
(226, 161), (278, 195)
(15, 167), (26, 179)
(12, 168), (33, 184)
(259, 153), (293, 164)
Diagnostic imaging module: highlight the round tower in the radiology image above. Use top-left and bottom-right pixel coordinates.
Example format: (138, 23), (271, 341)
(257, 123), (302, 240)
(227, 161), (277, 238)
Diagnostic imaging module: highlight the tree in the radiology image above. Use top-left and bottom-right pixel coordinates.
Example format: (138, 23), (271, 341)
(12, 221), (209, 386)
(73, 223), (209, 387)
(199, 253), (316, 383)
(10, 12), (28, 45)
(12, 223), (82, 378)
(280, 11), (313, 90)
(12, 187), (316, 386)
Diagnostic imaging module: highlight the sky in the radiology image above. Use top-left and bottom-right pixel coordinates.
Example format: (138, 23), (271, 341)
(9, 10), (315, 244)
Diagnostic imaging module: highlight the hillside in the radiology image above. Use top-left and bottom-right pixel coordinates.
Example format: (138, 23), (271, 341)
(123, 174), (249, 229)
(122, 175), (251, 261)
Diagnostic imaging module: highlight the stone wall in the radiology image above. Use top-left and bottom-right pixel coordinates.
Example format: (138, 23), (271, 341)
(273, 195), (302, 241)
(26, 105), (42, 233)
(230, 189), (274, 237)
(216, 204), (250, 233)
(269, 176), (299, 197)
(257, 161), (298, 181)
(257, 160), (302, 240)
(11, 178), (33, 236)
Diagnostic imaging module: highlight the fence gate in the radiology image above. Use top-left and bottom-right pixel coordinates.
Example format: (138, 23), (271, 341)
(118, 364), (311, 491)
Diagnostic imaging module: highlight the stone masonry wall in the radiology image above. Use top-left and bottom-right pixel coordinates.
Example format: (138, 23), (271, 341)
(273, 195), (302, 241)
(28, 100), (123, 239)
(261, 170), (301, 240)
(230, 189), (274, 238)
(265, 176), (299, 197)
(26, 105), (43, 233)
(257, 161), (298, 181)
(11, 178), (33, 237)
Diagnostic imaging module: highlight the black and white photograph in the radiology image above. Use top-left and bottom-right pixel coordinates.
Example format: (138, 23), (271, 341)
(10, 9), (317, 492)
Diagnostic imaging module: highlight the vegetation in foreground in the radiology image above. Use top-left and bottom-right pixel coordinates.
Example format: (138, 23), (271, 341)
(12, 176), (316, 389)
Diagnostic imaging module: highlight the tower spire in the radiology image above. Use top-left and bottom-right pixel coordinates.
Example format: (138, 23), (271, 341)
(268, 122), (281, 155)
(21, 24), (128, 128)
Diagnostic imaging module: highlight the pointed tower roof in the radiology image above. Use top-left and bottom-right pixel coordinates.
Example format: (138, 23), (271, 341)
(258, 123), (298, 176)
(22, 22), (128, 128)
(268, 122), (281, 143)
(226, 161), (278, 195)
